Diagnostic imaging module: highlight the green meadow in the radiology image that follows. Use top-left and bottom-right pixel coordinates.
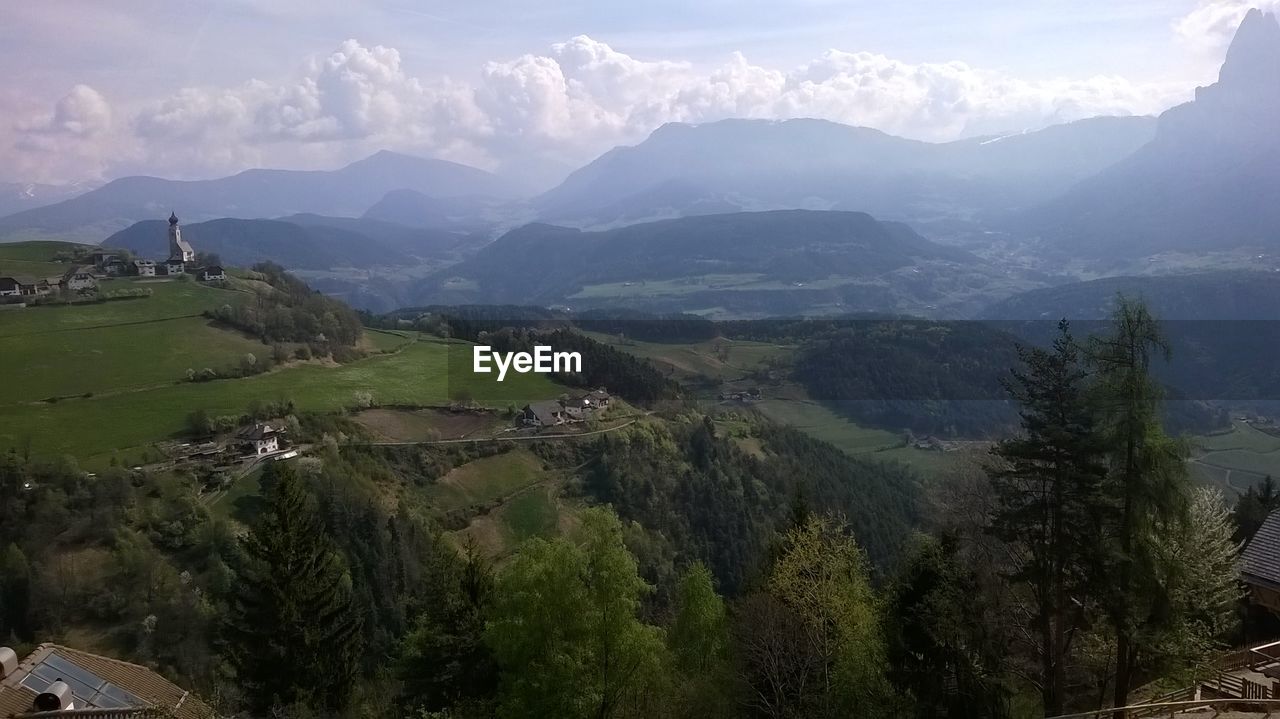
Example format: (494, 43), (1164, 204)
(584, 331), (790, 383)
(0, 316), (269, 404)
(0, 277), (250, 336)
(1190, 420), (1280, 494)
(428, 450), (547, 511)
(0, 336), (562, 463)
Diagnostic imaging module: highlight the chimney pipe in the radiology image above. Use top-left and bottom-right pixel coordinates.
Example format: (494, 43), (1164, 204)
(34, 680), (72, 712)
(0, 647), (16, 679)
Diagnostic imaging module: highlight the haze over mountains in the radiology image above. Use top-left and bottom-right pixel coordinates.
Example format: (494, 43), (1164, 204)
(1025, 8), (1280, 262)
(534, 115), (1158, 227)
(2, 10), (1280, 318)
(0, 151), (516, 242)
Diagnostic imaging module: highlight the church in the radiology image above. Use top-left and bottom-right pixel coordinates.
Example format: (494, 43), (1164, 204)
(166, 211), (195, 273)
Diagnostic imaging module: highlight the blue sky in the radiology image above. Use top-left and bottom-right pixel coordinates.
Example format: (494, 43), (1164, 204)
(0, 0), (1269, 185)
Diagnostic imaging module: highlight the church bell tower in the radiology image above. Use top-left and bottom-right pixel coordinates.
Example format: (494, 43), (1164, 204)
(168, 211), (195, 263)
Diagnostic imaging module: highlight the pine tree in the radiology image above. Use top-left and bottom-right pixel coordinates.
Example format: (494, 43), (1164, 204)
(989, 320), (1107, 716)
(1088, 297), (1190, 712)
(225, 462), (363, 713)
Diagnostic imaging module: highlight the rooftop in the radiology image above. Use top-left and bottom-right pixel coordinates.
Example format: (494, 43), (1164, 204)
(1242, 510), (1280, 587)
(0, 644), (213, 719)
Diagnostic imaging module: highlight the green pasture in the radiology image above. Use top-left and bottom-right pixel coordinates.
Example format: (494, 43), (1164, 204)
(0, 337), (563, 463)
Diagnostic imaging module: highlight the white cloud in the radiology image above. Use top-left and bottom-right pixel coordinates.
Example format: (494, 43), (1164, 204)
(6, 85), (119, 183)
(2, 34), (1199, 185)
(1174, 0), (1280, 55)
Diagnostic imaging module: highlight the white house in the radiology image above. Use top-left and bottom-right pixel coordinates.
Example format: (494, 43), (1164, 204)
(133, 260), (156, 277)
(62, 270), (98, 292)
(237, 423), (282, 455)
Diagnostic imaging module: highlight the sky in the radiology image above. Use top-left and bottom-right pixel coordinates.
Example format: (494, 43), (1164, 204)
(1, 0), (1273, 188)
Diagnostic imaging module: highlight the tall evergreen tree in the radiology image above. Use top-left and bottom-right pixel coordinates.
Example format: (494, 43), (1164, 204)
(225, 462), (363, 713)
(989, 320), (1107, 716)
(1088, 297), (1190, 712)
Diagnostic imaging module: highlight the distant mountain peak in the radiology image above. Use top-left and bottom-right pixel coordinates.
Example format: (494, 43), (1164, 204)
(1219, 8), (1280, 88)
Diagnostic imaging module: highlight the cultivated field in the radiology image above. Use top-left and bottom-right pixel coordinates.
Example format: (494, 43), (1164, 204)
(1190, 420), (1280, 495)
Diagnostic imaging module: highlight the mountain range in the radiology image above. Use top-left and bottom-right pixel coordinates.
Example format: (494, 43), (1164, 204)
(532, 115), (1158, 227)
(0, 151), (516, 242)
(1023, 8), (1280, 262)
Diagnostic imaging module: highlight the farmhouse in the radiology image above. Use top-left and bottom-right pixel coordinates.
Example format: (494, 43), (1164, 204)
(237, 423), (282, 456)
(199, 265), (225, 281)
(0, 276), (37, 297)
(161, 259), (185, 276)
(561, 395), (592, 420)
(520, 389), (612, 427)
(520, 401), (566, 428)
(102, 257), (128, 276)
(585, 388), (612, 409)
(89, 252), (128, 276)
(133, 259), (156, 277)
(1242, 510), (1280, 614)
(61, 269), (98, 292)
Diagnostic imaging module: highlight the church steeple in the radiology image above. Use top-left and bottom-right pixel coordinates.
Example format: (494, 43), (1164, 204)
(167, 211), (195, 263)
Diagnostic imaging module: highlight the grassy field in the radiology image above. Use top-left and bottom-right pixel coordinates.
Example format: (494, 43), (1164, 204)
(494, 486), (560, 544)
(1190, 421), (1280, 495)
(0, 278), (250, 336)
(0, 274), (271, 406)
(429, 450), (547, 511)
(755, 397), (984, 476)
(0, 241), (90, 277)
(585, 332), (790, 383)
(363, 328), (415, 352)
(2, 316), (269, 404)
(0, 336), (564, 464)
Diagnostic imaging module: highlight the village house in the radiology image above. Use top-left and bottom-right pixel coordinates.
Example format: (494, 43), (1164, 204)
(161, 259), (185, 276)
(237, 423), (282, 456)
(133, 259), (156, 277)
(199, 265), (225, 281)
(520, 389), (612, 428)
(0, 276), (37, 297)
(90, 251), (128, 276)
(1242, 510), (1280, 614)
(62, 268), (98, 292)
(520, 400), (567, 428)
(102, 257), (128, 276)
(0, 643), (212, 718)
(560, 395), (593, 420)
(585, 388), (612, 410)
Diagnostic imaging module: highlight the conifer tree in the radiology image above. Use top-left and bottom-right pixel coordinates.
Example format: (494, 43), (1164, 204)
(225, 461), (363, 713)
(989, 320), (1107, 716)
(1088, 297), (1190, 712)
